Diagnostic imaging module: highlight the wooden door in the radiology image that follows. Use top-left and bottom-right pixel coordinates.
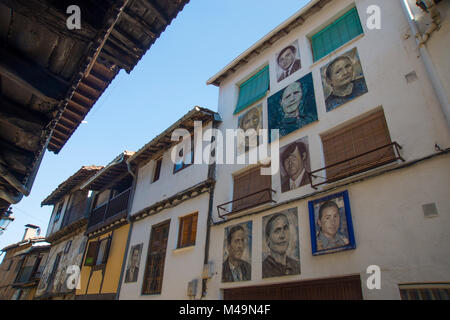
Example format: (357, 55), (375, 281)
(142, 220), (170, 295)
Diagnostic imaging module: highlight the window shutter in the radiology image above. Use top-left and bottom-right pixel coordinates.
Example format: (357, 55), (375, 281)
(233, 166), (272, 212)
(322, 110), (395, 180)
(234, 66), (270, 115)
(101, 237), (112, 265)
(312, 7), (363, 61)
(84, 241), (100, 266)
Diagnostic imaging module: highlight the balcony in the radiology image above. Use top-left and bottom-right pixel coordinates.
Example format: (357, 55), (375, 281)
(61, 198), (88, 229)
(86, 187), (131, 232)
(217, 188), (276, 218)
(308, 142), (404, 188)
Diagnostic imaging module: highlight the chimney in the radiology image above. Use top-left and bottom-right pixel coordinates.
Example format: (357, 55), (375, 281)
(23, 224), (40, 241)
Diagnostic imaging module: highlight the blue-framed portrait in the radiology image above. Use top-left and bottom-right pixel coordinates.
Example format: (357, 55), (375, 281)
(268, 72), (318, 142)
(308, 190), (356, 255)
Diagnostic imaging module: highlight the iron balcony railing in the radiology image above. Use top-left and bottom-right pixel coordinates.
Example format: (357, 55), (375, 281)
(87, 187), (131, 229)
(217, 188), (276, 218)
(308, 142), (404, 188)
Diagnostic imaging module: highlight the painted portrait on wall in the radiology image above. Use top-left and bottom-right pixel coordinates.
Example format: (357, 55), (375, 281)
(262, 208), (300, 278)
(125, 243), (143, 283)
(308, 190), (356, 255)
(321, 47), (368, 112)
(237, 103), (262, 155)
(222, 221), (252, 282)
(280, 136), (310, 193)
(268, 72), (318, 142)
(276, 40), (301, 82)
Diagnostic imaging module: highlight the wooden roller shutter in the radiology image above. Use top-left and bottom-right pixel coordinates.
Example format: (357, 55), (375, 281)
(322, 110), (395, 181)
(232, 166), (271, 212)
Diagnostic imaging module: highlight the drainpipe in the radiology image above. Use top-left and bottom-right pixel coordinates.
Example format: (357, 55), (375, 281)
(200, 118), (221, 299)
(400, 0), (450, 126)
(115, 160), (137, 300)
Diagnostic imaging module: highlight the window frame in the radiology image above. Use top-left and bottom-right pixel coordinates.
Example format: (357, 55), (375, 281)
(177, 212), (198, 249)
(173, 137), (194, 174)
(152, 157), (163, 183)
(53, 202), (63, 222)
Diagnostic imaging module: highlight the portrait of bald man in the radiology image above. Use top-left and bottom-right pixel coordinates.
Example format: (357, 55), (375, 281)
(268, 73), (318, 141)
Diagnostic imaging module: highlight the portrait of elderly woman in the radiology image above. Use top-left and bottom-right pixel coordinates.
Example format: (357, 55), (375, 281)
(321, 47), (368, 112)
(237, 104), (262, 154)
(268, 72), (318, 141)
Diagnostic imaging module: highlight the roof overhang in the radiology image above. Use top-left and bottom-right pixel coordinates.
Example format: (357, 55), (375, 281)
(127, 106), (222, 167)
(206, 0), (331, 86)
(41, 166), (103, 206)
(80, 151), (135, 191)
(0, 0), (190, 213)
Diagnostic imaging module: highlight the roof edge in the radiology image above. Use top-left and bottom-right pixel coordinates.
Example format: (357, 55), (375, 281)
(206, 0), (329, 86)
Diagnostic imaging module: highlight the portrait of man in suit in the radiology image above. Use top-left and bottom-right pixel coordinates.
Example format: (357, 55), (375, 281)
(262, 208), (300, 278)
(276, 41), (301, 82)
(222, 222), (252, 282)
(280, 137), (310, 193)
(125, 243), (142, 283)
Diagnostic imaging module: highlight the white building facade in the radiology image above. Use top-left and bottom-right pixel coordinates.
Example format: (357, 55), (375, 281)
(203, 0), (450, 300)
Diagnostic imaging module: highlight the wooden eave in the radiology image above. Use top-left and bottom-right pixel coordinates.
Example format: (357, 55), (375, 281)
(41, 166), (103, 206)
(128, 107), (221, 167)
(0, 0), (190, 213)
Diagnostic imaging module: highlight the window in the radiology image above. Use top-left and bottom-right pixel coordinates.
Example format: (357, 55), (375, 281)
(232, 166), (272, 212)
(152, 158), (162, 183)
(64, 240), (72, 254)
(177, 213), (198, 248)
(311, 7), (363, 61)
(234, 65), (270, 115)
(93, 189), (110, 209)
(54, 202), (63, 222)
(142, 220), (170, 295)
(400, 284), (450, 300)
(321, 109), (396, 182)
(173, 141), (194, 174)
(84, 237), (111, 266)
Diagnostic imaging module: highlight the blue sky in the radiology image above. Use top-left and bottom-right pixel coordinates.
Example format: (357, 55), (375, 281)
(0, 0), (310, 258)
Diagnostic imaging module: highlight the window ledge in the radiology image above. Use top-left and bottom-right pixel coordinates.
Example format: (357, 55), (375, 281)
(172, 245), (195, 255)
(309, 33), (365, 69)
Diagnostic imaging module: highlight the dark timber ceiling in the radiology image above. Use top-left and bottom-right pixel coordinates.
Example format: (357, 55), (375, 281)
(0, 0), (190, 213)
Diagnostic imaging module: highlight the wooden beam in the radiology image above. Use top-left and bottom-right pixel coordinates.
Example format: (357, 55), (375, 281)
(0, 46), (69, 103)
(1, 0), (97, 42)
(121, 9), (157, 38)
(141, 0), (168, 25)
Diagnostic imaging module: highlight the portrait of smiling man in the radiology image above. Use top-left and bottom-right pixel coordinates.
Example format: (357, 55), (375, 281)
(262, 208), (300, 278)
(276, 41), (301, 82)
